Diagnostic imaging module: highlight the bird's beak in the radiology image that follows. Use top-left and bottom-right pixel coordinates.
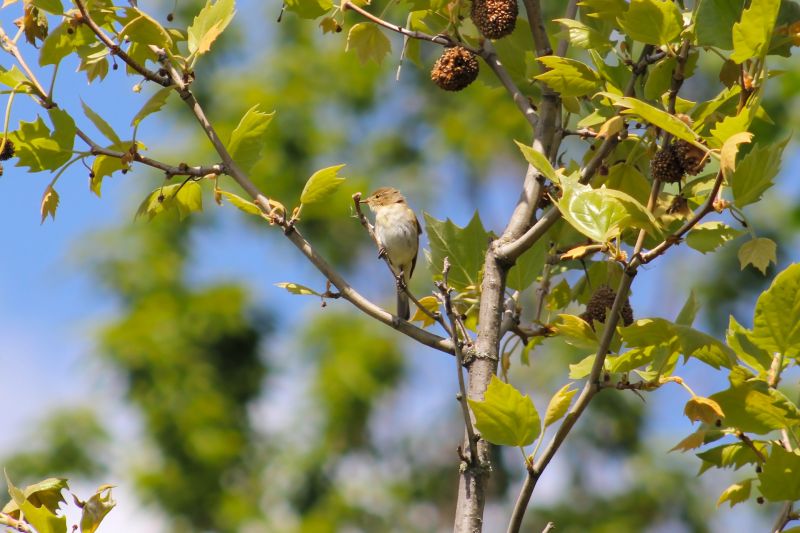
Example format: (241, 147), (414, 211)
(360, 199), (369, 204)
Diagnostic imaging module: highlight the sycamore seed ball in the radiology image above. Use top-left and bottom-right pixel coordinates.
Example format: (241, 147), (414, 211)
(431, 47), (479, 91)
(650, 144), (685, 183)
(471, 0), (518, 39)
(584, 285), (634, 327)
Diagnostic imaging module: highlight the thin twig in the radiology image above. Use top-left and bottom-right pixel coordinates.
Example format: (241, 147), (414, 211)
(342, 0), (461, 48)
(479, 42), (538, 127)
(74, 0), (171, 87)
(0, 514), (33, 533)
(506, 272), (635, 533)
(439, 258), (480, 465)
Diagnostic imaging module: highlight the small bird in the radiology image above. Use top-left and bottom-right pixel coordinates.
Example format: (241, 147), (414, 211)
(362, 187), (421, 320)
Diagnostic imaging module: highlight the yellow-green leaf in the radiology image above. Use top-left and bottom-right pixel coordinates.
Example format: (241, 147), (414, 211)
(535, 56), (601, 97)
(467, 376), (541, 447)
(717, 479), (752, 508)
(600, 93), (698, 144)
(227, 105), (275, 175)
(300, 164), (346, 205)
(346, 23), (391, 64)
(188, 0), (236, 56)
(730, 0), (780, 63)
(544, 383), (576, 427)
(131, 86), (173, 127)
(618, 0), (683, 45)
(79, 485), (115, 533)
(738, 237), (777, 275)
(217, 190), (262, 217)
(275, 282), (321, 296)
(514, 140), (557, 182)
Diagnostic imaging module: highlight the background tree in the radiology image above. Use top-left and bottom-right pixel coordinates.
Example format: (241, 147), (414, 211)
(1, 0), (800, 532)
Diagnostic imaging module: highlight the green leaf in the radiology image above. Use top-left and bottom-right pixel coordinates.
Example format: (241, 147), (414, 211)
(685, 222), (742, 254)
(40, 22), (94, 66)
(119, 8), (172, 48)
(217, 190), (262, 217)
(225, 105), (274, 175)
(717, 479), (752, 508)
(424, 211), (490, 292)
(40, 184), (59, 224)
(10, 109), (75, 172)
(2, 477), (69, 516)
(601, 93), (698, 143)
(696, 0), (740, 49)
(556, 176), (661, 243)
(534, 56), (601, 97)
(30, 0), (63, 13)
(554, 314), (599, 350)
(274, 282), (322, 297)
(346, 23), (391, 64)
(609, 344), (665, 373)
(731, 139), (788, 208)
(543, 383), (577, 427)
(79, 485), (115, 533)
(506, 236), (547, 291)
(285, 0), (332, 19)
(750, 263), (800, 358)
(467, 376), (541, 447)
(738, 237), (777, 275)
(514, 140), (558, 182)
(676, 289), (700, 326)
(696, 442), (765, 473)
(131, 87), (173, 127)
(730, 0), (780, 63)
(595, 163), (651, 205)
(0, 65), (31, 90)
(617, 0), (683, 45)
(299, 164), (346, 205)
(673, 324), (737, 369)
(758, 446), (800, 501)
(81, 100), (121, 145)
(91, 154), (129, 196)
(726, 315), (773, 373)
(187, 0), (236, 56)
(553, 18), (613, 51)
(568, 354), (598, 380)
(711, 380), (800, 434)
(136, 181), (203, 220)
(4, 472), (67, 533)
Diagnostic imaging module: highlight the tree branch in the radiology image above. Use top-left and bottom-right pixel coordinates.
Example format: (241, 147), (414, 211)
(438, 258), (480, 465)
(74, 0), (171, 87)
(506, 270), (635, 533)
(0, 514), (33, 533)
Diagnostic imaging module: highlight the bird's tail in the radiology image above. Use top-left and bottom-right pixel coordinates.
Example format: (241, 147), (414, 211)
(397, 288), (410, 321)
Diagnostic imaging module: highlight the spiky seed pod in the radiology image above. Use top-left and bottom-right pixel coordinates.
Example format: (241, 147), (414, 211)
(673, 139), (708, 176)
(471, 0), (518, 40)
(650, 144), (685, 183)
(431, 47), (479, 91)
(0, 139), (15, 161)
(585, 285), (634, 327)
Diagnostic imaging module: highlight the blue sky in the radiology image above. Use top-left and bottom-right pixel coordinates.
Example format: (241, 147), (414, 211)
(1, 2), (798, 532)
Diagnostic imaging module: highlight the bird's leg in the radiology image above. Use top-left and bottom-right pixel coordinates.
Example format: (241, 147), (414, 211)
(377, 247), (387, 259)
(394, 269), (407, 291)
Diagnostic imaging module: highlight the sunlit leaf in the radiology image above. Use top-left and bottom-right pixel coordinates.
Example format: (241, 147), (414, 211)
(535, 56), (601, 97)
(188, 0), (236, 56)
(79, 485), (115, 533)
(514, 140), (558, 182)
(684, 396), (725, 424)
(618, 0), (683, 45)
(467, 376), (540, 447)
(40, 184), (59, 224)
(424, 211), (489, 292)
(730, 0), (780, 63)
(543, 383), (576, 428)
(131, 87), (173, 127)
(300, 164), (346, 205)
(750, 263), (800, 357)
(758, 446), (800, 501)
(717, 480), (752, 508)
(227, 105), (275, 175)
